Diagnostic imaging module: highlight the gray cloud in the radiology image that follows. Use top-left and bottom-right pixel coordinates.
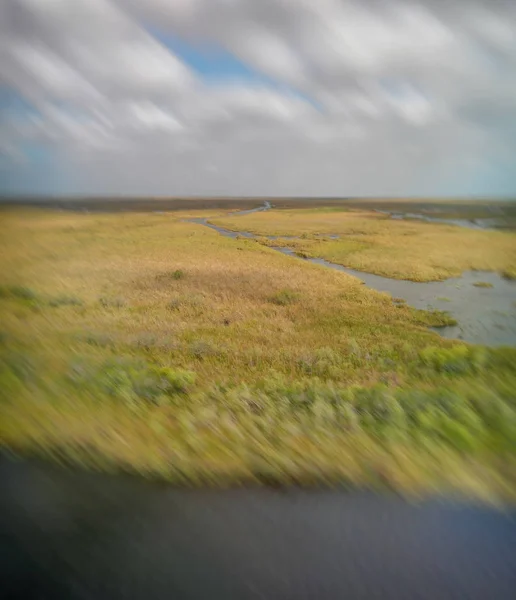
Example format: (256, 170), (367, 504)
(1, 0), (516, 195)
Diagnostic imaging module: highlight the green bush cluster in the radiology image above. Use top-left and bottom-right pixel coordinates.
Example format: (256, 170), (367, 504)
(419, 345), (487, 374)
(268, 289), (300, 306)
(130, 333), (178, 352)
(79, 331), (116, 348)
(472, 281), (493, 288)
(0, 285), (43, 312)
(189, 340), (218, 360)
(0, 347), (37, 401)
(0, 285), (39, 301)
(48, 294), (84, 307)
(157, 269), (185, 282)
(68, 357), (196, 405)
(98, 296), (126, 308)
(298, 347), (342, 377)
(168, 293), (205, 311)
(415, 308), (457, 327)
(202, 378), (516, 454)
(0, 285), (84, 309)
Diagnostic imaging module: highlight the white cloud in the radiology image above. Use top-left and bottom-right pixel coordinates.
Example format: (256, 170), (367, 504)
(1, 0), (516, 195)
(229, 27), (306, 85)
(124, 101), (183, 133)
(2, 40), (103, 104)
(70, 38), (194, 96)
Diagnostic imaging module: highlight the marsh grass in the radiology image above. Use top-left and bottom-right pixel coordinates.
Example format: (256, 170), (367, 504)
(473, 282), (494, 288)
(268, 289), (300, 306)
(0, 207), (515, 499)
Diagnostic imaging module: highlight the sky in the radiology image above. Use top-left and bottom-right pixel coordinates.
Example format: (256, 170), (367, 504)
(1, 0), (516, 197)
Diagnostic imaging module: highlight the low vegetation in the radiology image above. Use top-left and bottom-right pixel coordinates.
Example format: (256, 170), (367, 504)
(473, 282), (494, 288)
(1, 206), (516, 501)
(268, 289), (300, 306)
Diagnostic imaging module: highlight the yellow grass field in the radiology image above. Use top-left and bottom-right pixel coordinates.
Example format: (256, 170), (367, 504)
(1, 206), (516, 501)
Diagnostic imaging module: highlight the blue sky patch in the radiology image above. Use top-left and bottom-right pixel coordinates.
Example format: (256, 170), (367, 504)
(150, 28), (278, 85)
(149, 27), (319, 108)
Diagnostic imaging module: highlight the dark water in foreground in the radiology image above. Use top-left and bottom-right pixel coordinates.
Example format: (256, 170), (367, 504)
(1, 457), (515, 600)
(189, 212), (516, 346)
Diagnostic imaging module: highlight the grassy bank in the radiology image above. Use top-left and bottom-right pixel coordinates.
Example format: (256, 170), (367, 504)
(1, 208), (516, 500)
(212, 207), (516, 281)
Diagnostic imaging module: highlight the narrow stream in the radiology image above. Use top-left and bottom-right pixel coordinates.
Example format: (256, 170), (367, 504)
(188, 204), (516, 346)
(374, 210), (493, 230)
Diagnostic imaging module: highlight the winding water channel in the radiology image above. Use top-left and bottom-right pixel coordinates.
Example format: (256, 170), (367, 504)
(374, 209), (498, 230)
(189, 203), (516, 347)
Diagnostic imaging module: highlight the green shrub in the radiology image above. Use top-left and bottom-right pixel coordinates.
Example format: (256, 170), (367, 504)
(466, 389), (516, 449)
(99, 360), (135, 402)
(168, 293), (204, 311)
(472, 281), (493, 288)
(298, 347), (342, 377)
(49, 294), (83, 307)
(346, 338), (362, 357)
(0, 285), (41, 305)
(130, 333), (177, 352)
(0, 350), (36, 383)
(150, 366), (196, 394)
(0, 348), (37, 400)
(79, 331), (116, 348)
(8, 286), (39, 300)
(0, 367), (23, 399)
(396, 388), (487, 450)
(69, 356), (196, 405)
(439, 416), (482, 452)
(486, 347), (516, 374)
(268, 289), (300, 306)
(419, 345), (486, 374)
(158, 270), (186, 282)
(132, 333), (158, 350)
(168, 298), (181, 311)
(99, 296), (126, 308)
(131, 366), (196, 401)
(189, 340), (217, 359)
(352, 386), (407, 435)
(427, 309), (457, 326)
(396, 389), (434, 423)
